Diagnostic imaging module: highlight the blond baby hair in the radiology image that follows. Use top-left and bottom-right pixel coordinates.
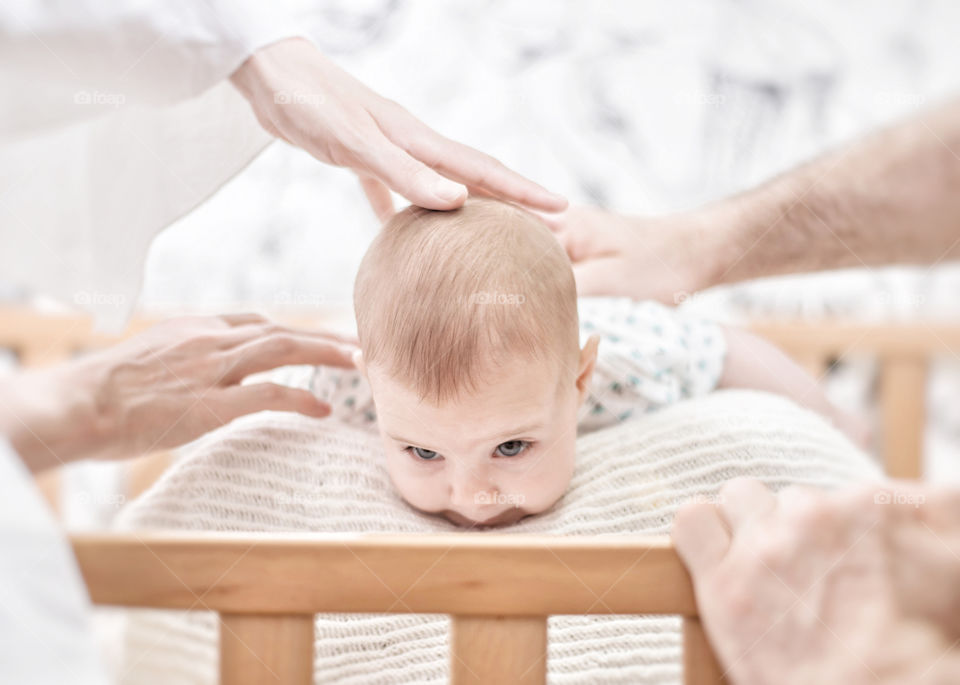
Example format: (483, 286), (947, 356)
(354, 198), (579, 404)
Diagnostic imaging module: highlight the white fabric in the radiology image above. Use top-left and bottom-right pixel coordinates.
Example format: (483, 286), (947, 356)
(0, 440), (109, 685)
(578, 297), (726, 431)
(114, 390), (881, 684)
(0, 1), (309, 329)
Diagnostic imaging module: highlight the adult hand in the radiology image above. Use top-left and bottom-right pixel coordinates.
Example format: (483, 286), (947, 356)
(229, 37), (567, 222)
(544, 205), (732, 304)
(0, 314), (358, 472)
(671, 478), (960, 685)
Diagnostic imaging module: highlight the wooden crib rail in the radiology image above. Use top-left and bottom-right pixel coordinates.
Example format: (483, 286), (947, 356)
(750, 321), (960, 479)
(70, 532), (724, 685)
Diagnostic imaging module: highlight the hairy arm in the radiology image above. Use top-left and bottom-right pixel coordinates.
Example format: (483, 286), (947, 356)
(711, 98), (960, 286)
(556, 98), (960, 300)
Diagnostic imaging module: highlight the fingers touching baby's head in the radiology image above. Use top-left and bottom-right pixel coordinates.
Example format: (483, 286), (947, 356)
(353, 198), (595, 527)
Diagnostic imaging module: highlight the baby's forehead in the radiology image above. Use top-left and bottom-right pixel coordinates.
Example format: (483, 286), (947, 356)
(368, 360), (566, 436)
(367, 352), (565, 402)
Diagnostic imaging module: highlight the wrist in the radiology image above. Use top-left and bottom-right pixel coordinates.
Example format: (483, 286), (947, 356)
(683, 198), (747, 292)
(229, 36), (315, 100)
(0, 360), (112, 472)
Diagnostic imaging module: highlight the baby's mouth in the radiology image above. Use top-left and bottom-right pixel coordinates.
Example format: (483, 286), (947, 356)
(442, 507), (529, 529)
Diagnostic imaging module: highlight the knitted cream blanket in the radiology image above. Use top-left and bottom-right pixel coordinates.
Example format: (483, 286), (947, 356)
(114, 390), (881, 684)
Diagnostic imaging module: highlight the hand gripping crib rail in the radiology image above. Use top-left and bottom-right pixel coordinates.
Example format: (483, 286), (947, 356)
(69, 532), (724, 684)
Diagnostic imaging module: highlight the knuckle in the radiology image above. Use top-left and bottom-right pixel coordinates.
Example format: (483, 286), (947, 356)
(718, 476), (758, 503)
(258, 323), (287, 337)
(176, 335), (219, 355)
(259, 384), (286, 402)
(257, 333), (296, 357)
(712, 567), (753, 618)
(212, 352), (238, 381)
(672, 501), (710, 533)
(331, 117), (377, 162)
(781, 489), (830, 531)
(752, 534), (790, 569)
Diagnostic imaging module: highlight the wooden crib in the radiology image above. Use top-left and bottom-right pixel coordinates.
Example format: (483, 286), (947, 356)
(70, 532), (717, 684)
(3, 307), (956, 684)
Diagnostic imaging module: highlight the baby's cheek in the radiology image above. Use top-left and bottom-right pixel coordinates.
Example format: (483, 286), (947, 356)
(516, 441), (576, 512)
(385, 454), (445, 510)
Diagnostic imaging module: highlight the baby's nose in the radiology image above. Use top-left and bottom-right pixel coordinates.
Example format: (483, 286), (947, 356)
(449, 468), (495, 508)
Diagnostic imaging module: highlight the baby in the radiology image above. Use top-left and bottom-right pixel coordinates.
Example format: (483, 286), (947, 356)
(306, 198), (860, 528)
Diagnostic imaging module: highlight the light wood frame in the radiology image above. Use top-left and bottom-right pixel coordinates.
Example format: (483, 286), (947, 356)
(70, 532), (722, 684)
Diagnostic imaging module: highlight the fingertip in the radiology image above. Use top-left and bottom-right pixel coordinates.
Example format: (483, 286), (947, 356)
(431, 180), (468, 207)
(306, 399), (332, 419)
(522, 190), (569, 213)
(530, 208), (566, 232)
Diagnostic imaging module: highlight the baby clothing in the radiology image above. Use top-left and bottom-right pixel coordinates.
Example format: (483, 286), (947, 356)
(276, 297), (727, 435)
(576, 297), (726, 433)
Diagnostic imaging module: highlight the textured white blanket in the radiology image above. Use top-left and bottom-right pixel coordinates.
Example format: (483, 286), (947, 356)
(114, 390), (881, 684)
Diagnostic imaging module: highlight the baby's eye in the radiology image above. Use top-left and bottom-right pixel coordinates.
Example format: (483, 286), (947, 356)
(495, 440), (529, 457)
(408, 446), (441, 461)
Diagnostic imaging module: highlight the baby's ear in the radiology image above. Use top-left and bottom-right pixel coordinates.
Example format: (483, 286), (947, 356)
(352, 349), (367, 377)
(575, 334), (600, 401)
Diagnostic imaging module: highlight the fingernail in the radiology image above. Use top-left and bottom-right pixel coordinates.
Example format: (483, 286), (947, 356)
(433, 181), (466, 204)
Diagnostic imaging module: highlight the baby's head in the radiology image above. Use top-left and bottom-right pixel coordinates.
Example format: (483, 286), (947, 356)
(353, 198), (598, 527)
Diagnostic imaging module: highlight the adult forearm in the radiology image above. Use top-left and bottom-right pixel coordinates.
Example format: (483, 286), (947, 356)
(708, 98), (960, 286)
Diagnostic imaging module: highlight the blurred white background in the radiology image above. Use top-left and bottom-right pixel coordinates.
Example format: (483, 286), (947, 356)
(146, 0), (960, 485)
(8, 0), (960, 525)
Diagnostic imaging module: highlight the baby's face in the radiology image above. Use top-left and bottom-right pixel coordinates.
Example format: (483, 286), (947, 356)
(364, 356), (586, 528)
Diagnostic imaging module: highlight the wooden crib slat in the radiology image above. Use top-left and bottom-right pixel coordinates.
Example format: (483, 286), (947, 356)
(749, 321), (960, 357)
(880, 356), (926, 478)
(683, 617), (726, 684)
(72, 533), (696, 616)
(219, 613), (314, 685)
(451, 615), (547, 684)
